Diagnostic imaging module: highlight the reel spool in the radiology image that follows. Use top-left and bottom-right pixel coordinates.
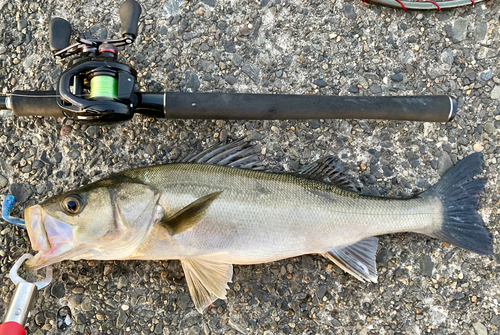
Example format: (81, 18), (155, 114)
(88, 44), (120, 101)
(89, 70), (119, 101)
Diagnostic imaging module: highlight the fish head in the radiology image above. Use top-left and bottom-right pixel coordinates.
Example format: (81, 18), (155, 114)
(25, 177), (161, 270)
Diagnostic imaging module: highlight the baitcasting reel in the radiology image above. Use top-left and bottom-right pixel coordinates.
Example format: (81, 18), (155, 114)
(49, 0), (141, 123)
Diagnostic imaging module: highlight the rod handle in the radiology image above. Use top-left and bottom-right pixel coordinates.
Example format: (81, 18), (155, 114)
(163, 93), (457, 122)
(8, 91), (64, 117)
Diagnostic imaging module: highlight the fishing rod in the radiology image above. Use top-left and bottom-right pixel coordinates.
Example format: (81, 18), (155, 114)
(361, 0), (484, 11)
(0, 0), (457, 124)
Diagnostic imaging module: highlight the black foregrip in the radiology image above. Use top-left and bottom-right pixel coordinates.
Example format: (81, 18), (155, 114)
(10, 91), (65, 117)
(134, 93), (164, 118)
(163, 93), (456, 122)
(119, 0), (142, 38)
(49, 18), (72, 52)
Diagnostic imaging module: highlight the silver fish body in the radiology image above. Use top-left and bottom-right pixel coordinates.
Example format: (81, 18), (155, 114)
(23, 141), (492, 312)
(124, 163), (441, 264)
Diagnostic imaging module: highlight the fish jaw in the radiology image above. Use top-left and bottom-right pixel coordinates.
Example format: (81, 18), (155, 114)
(24, 205), (81, 270)
(25, 205), (50, 252)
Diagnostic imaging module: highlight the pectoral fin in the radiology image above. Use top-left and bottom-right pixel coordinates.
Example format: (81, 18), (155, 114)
(180, 254), (233, 313)
(323, 237), (379, 283)
(161, 191), (222, 235)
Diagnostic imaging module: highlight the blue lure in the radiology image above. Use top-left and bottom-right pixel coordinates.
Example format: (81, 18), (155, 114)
(2, 195), (26, 228)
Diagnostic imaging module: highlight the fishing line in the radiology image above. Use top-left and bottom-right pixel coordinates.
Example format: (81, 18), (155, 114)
(3, 93), (88, 98)
(89, 75), (118, 100)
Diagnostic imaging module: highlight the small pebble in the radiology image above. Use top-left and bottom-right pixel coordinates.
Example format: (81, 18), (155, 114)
(240, 26), (250, 36)
(473, 322), (487, 335)
(473, 143), (484, 152)
(0, 175), (8, 188)
(60, 125), (72, 136)
(348, 85), (359, 93)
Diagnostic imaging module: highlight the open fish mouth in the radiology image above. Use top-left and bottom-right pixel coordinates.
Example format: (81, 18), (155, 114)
(24, 205), (84, 270)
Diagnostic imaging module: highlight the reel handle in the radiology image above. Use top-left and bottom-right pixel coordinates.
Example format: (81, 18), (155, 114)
(48, 18), (72, 53)
(120, 0), (142, 38)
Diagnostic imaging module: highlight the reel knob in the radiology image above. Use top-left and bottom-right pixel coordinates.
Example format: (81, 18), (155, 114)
(119, 0), (142, 39)
(48, 18), (72, 53)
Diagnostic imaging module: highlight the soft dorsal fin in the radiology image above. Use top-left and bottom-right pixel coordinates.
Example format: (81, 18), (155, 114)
(181, 138), (265, 170)
(298, 156), (359, 192)
(323, 237), (379, 283)
(160, 191), (222, 235)
(180, 254), (233, 312)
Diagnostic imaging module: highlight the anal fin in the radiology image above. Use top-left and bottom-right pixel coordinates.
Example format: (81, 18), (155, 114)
(323, 237), (379, 283)
(180, 254), (233, 313)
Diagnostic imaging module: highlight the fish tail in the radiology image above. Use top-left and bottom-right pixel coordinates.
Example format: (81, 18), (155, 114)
(420, 152), (492, 255)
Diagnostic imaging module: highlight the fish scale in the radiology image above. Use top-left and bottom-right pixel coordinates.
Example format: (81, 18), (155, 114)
(123, 163), (441, 263)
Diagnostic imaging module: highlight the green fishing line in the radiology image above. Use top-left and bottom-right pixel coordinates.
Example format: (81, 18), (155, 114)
(90, 75), (118, 100)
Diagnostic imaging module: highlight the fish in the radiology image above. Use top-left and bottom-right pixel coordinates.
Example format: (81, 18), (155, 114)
(23, 139), (493, 312)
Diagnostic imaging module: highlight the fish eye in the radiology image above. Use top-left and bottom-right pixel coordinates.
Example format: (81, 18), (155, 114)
(62, 195), (84, 215)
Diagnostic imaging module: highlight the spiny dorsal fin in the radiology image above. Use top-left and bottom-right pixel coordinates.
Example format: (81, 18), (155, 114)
(323, 237), (379, 283)
(181, 138), (265, 170)
(160, 191), (222, 235)
(298, 156), (359, 193)
(180, 254), (233, 312)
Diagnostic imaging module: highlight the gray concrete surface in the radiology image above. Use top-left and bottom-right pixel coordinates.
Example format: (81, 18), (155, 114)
(0, 0), (499, 334)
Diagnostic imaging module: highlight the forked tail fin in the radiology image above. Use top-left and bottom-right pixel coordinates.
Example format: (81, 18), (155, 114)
(421, 153), (492, 255)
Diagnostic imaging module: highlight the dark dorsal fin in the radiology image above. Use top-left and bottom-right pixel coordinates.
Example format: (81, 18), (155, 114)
(297, 156), (359, 193)
(181, 138), (265, 170)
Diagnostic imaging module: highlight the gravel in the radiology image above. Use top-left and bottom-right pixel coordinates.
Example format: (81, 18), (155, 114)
(0, 175), (7, 188)
(492, 86), (500, 100)
(0, 0), (499, 334)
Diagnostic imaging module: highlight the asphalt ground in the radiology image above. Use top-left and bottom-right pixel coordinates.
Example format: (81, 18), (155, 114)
(0, 0), (499, 334)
